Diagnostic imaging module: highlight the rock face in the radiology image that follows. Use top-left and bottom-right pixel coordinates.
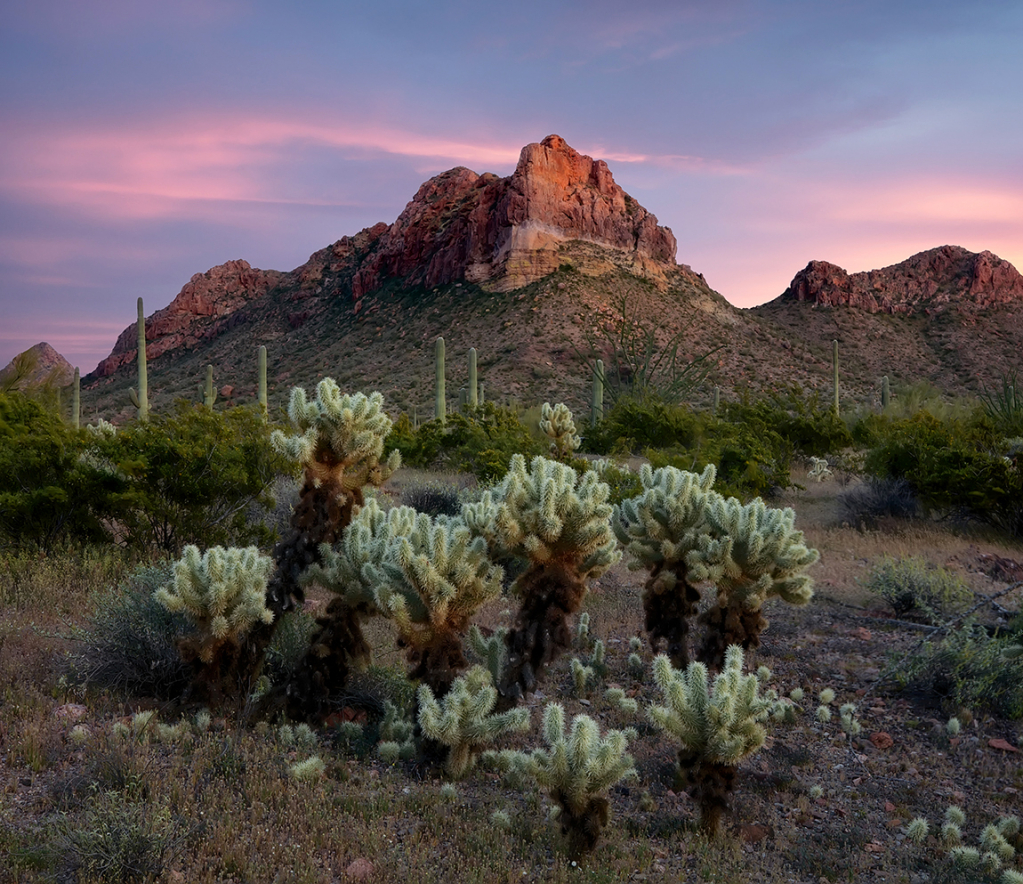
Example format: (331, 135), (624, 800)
(0, 342), (75, 390)
(347, 134), (678, 296)
(94, 260), (284, 377)
(779, 246), (1023, 315)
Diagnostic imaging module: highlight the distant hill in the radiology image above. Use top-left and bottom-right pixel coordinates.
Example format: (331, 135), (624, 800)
(1, 342), (74, 393)
(80, 137), (1023, 424)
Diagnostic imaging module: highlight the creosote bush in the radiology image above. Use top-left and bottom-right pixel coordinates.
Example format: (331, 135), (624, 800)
(865, 555), (973, 623)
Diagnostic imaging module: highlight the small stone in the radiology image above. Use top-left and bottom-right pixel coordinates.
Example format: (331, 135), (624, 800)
(988, 738), (1019, 753)
(55, 703), (88, 722)
(345, 858), (374, 880)
(870, 732), (894, 750)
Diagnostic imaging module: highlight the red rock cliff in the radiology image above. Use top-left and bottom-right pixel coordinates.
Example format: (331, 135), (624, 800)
(779, 246), (1023, 315)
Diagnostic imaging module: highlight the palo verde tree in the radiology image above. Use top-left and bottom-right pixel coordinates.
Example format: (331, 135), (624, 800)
(648, 646), (772, 835)
(154, 545), (274, 705)
(613, 464), (718, 668)
(464, 454), (619, 707)
(690, 495), (818, 668)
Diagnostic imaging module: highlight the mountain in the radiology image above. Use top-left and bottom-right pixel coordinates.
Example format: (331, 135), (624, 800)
(1, 342), (75, 392)
(81, 136), (1023, 424)
(751, 246), (1023, 401)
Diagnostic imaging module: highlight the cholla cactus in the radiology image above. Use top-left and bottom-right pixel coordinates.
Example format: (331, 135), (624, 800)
(85, 418), (117, 438)
(464, 454), (619, 705)
(156, 545), (273, 663)
(367, 507), (504, 696)
(266, 381), (400, 617)
(155, 545), (273, 702)
(492, 703), (636, 859)
(284, 499), (402, 719)
(807, 457), (832, 483)
(467, 623), (508, 685)
(689, 495), (818, 667)
(613, 464), (717, 668)
(540, 402), (581, 460)
(417, 666), (530, 779)
(648, 645), (772, 834)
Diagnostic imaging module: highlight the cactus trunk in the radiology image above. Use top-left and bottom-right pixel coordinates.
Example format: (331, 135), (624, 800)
(203, 365), (216, 408)
(881, 375), (890, 410)
(712, 385), (720, 416)
(258, 345), (267, 418)
(831, 340), (839, 418)
(132, 297), (149, 420)
(468, 347), (478, 408)
(72, 367), (80, 430)
(435, 336), (446, 422)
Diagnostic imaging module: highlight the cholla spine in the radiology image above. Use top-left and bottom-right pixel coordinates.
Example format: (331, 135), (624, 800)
(417, 666), (530, 779)
(155, 545), (273, 662)
(540, 402), (581, 460)
(271, 381), (400, 489)
(648, 646), (770, 766)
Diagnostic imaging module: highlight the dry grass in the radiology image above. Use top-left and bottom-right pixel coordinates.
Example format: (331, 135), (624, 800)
(2, 471), (1022, 883)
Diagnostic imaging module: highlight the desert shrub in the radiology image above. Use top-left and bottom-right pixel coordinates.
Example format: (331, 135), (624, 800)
(863, 412), (1023, 539)
(980, 369), (1023, 437)
(99, 402), (293, 554)
(721, 387), (853, 457)
(839, 476), (920, 526)
(583, 395), (705, 454)
(587, 460), (643, 506)
(50, 791), (180, 884)
(865, 556), (973, 623)
(905, 617), (1023, 719)
(0, 392), (122, 550)
(387, 403), (544, 482)
(399, 478), (467, 516)
(69, 562), (190, 698)
(0, 544), (135, 610)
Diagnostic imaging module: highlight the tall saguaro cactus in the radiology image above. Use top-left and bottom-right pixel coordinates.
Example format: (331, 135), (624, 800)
(435, 336), (446, 422)
(72, 367), (80, 430)
(881, 375), (890, 410)
(258, 345), (268, 417)
(201, 365), (217, 408)
(468, 347), (478, 408)
(128, 297), (149, 420)
(591, 359), (604, 427)
(832, 340), (840, 417)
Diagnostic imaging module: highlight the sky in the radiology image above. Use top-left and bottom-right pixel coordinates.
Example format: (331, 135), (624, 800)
(2, 0), (1021, 374)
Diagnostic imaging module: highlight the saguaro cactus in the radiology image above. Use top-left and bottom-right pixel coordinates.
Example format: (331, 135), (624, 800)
(128, 297), (149, 420)
(648, 646), (772, 835)
(72, 367), (80, 430)
(258, 345), (267, 417)
(832, 339), (839, 417)
(435, 336), (446, 422)
(200, 365), (217, 408)
(468, 347), (478, 408)
(881, 375), (890, 410)
(591, 359), (604, 427)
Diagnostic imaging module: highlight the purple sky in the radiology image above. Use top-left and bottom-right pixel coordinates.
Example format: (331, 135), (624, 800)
(2, 0), (1021, 374)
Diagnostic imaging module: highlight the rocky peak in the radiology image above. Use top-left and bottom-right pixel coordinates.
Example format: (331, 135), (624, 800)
(93, 260), (285, 378)
(0, 342), (75, 390)
(349, 134), (678, 296)
(779, 245), (1023, 315)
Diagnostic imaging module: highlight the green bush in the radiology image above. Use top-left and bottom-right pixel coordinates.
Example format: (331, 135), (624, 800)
(906, 617), (1023, 719)
(865, 556), (973, 623)
(101, 402), (294, 553)
(386, 403), (544, 482)
(720, 386), (853, 457)
(0, 392), (122, 550)
(863, 411), (1023, 539)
